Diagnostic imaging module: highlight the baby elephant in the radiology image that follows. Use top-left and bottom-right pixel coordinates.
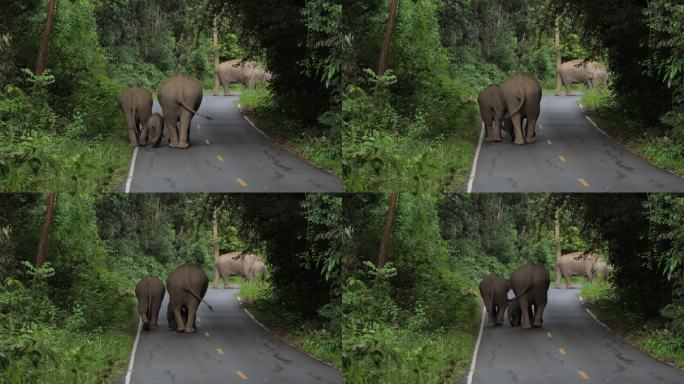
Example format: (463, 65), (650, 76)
(147, 113), (164, 147)
(135, 276), (166, 330)
(117, 86), (154, 147)
(479, 273), (511, 327)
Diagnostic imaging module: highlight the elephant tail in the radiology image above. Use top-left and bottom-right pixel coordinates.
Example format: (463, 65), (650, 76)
(504, 96), (525, 119)
(179, 100), (213, 121)
(146, 288), (153, 321)
(185, 286), (214, 312)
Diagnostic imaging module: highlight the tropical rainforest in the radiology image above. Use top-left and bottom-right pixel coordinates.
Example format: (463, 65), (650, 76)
(342, 0), (684, 191)
(0, 193), (341, 383)
(342, 193), (684, 383)
(0, 0), (340, 191)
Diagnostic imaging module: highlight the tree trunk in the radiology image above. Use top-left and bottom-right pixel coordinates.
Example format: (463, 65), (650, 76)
(213, 17), (220, 95)
(35, 193), (57, 268)
(377, 0), (399, 76)
(213, 209), (219, 263)
(555, 208), (561, 262)
(555, 17), (562, 93)
(36, 0), (57, 75)
(377, 193), (399, 268)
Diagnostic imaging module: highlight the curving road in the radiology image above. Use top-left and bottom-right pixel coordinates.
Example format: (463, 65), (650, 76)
(123, 287), (341, 384)
(467, 288), (684, 384)
(469, 95), (684, 192)
(124, 95), (342, 192)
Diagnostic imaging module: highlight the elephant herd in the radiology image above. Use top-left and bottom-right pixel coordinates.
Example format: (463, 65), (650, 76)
(134, 252), (267, 333)
(478, 59), (608, 145)
(479, 252), (614, 329)
(118, 60), (270, 149)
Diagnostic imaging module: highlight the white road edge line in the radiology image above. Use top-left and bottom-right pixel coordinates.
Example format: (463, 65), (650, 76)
(124, 318), (142, 384)
(467, 305), (486, 384)
(124, 146), (139, 193)
(585, 307), (610, 331)
(237, 295), (269, 331)
(585, 115), (609, 137)
(243, 116), (268, 138)
(467, 123), (485, 193)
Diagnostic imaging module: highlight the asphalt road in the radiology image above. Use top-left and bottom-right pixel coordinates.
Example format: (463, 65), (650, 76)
(125, 95), (342, 192)
(124, 287), (341, 384)
(468, 288), (684, 384)
(470, 94), (684, 192)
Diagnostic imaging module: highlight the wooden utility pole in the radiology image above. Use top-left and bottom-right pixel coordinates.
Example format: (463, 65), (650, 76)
(36, 0), (57, 75)
(555, 208), (561, 262)
(213, 17), (221, 95)
(555, 17), (562, 94)
(377, 193), (399, 268)
(377, 0), (399, 76)
(35, 193), (57, 268)
(213, 209), (219, 263)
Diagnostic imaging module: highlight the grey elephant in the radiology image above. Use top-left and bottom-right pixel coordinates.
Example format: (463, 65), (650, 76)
(479, 273), (511, 327)
(135, 275), (165, 331)
(507, 263), (550, 329)
(589, 260), (614, 282)
(213, 251), (245, 288)
(157, 75), (212, 149)
(117, 86), (153, 147)
(146, 113), (164, 148)
(556, 59), (608, 96)
(555, 251), (598, 288)
(166, 264), (213, 333)
(478, 85), (510, 142)
(242, 254), (267, 282)
(213, 59), (272, 96)
(499, 73), (542, 145)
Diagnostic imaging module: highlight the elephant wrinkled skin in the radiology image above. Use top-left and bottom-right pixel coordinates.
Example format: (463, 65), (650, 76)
(213, 252), (266, 287)
(556, 59), (608, 96)
(135, 276), (165, 331)
(157, 75), (210, 149)
(499, 73), (542, 145)
(147, 113), (164, 147)
(555, 251), (598, 289)
(590, 260), (614, 282)
(166, 264), (213, 333)
(478, 85), (512, 143)
(242, 253), (267, 281)
(213, 59), (272, 96)
(479, 273), (511, 327)
(117, 87), (153, 147)
(508, 263), (550, 329)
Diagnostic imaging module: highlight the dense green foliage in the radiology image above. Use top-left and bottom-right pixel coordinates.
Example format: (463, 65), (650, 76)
(0, 193), (341, 382)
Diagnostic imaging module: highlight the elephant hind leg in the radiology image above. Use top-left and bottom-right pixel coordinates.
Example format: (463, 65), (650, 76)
(525, 115), (538, 144)
(484, 300), (495, 327)
(511, 114), (525, 145)
(185, 300), (199, 333)
(519, 297), (532, 329)
(164, 115), (180, 148)
(124, 111), (139, 147)
(533, 303), (546, 327)
(177, 111), (192, 149)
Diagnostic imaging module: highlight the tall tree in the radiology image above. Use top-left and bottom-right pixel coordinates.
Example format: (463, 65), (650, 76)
(377, 0), (399, 75)
(377, 193), (398, 268)
(35, 0), (57, 75)
(35, 192), (57, 268)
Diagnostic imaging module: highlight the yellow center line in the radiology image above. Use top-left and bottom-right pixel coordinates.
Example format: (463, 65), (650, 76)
(558, 348), (566, 355)
(578, 178), (590, 187)
(197, 124), (201, 129)
(216, 348), (224, 355)
(578, 370), (590, 380)
(558, 155), (566, 162)
(236, 178), (248, 188)
(216, 155), (224, 163)
(547, 140), (552, 145)
(546, 332), (552, 338)
(205, 139), (210, 145)
(236, 370), (248, 380)
(204, 332), (210, 337)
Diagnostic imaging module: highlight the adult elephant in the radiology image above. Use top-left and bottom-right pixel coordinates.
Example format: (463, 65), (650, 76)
(242, 254), (267, 282)
(134, 275), (165, 331)
(478, 84), (512, 142)
(213, 59), (272, 96)
(555, 251), (598, 288)
(507, 263), (550, 329)
(589, 260), (614, 282)
(213, 251), (245, 288)
(556, 59), (608, 96)
(499, 73), (542, 145)
(166, 264), (213, 333)
(117, 86), (153, 147)
(479, 273), (510, 327)
(157, 75), (212, 149)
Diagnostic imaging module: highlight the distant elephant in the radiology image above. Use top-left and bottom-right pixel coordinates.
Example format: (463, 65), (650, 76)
(166, 264), (213, 333)
(213, 59), (272, 96)
(479, 273), (511, 327)
(157, 75), (212, 149)
(556, 59), (608, 96)
(213, 251), (245, 288)
(117, 87), (153, 147)
(589, 260), (614, 282)
(499, 73), (542, 145)
(242, 254), (267, 282)
(555, 251), (598, 288)
(146, 113), (164, 148)
(135, 276), (165, 331)
(508, 263), (550, 329)
(478, 85), (508, 142)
